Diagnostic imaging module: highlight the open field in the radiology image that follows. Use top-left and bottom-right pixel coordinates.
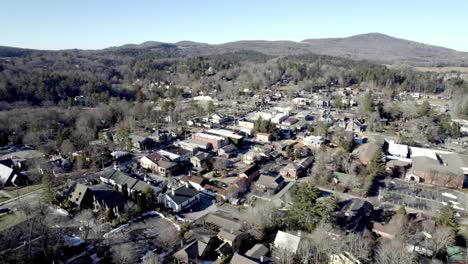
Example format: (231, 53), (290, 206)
(0, 211), (27, 232)
(0, 184), (43, 200)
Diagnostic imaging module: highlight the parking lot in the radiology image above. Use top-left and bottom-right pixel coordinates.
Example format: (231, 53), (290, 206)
(381, 179), (468, 215)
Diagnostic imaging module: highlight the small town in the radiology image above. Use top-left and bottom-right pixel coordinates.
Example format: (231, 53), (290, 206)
(1, 1), (468, 264)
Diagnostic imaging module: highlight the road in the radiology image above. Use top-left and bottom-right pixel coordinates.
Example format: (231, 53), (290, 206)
(0, 189), (43, 210)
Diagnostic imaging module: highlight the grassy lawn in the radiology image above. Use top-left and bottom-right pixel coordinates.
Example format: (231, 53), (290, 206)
(0, 211), (27, 232)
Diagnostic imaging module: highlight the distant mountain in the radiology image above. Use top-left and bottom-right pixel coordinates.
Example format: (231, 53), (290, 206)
(1, 33), (467, 66)
(300, 33), (468, 66)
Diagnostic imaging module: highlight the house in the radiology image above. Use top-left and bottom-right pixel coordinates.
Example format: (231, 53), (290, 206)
(271, 113), (288, 124)
(245, 244), (270, 263)
(203, 213), (242, 232)
(190, 152), (212, 169)
(281, 117), (298, 126)
(68, 183), (127, 217)
(99, 169), (161, 194)
(217, 144), (238, 158)
(210, 113), (228, 125)
(280, 156), (313, 180)
(256, 133), (272, 143)
(160, 185), (200, 212)
(345, 119), (366, 134)
(0, 160), (28, 187)
(140, 153), (177, 176)
(239, 164), (261, 184)
(329, 251), (361, 264)
(273, 231), (302, 254)
(386, 140), (409, 158)
(158, 146), (193, 162)
(172, 236), (216, 263)
(238, 120), (255, 130)
(336, 199), (373, 232)
(217, 229), (249, 252)
(300, 135), (326, 148)
(129, 134), (153, 150)
(254, 175), (286, 195)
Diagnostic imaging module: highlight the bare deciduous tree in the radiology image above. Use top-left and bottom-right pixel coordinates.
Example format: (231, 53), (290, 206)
(241, 201), (277, 240)
(376, 239), (416, 264)
(430, 226), (455, 259)
(111, 243), (137, 264)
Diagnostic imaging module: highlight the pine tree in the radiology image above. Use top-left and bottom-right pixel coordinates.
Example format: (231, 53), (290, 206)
(437, 205), (459, 232)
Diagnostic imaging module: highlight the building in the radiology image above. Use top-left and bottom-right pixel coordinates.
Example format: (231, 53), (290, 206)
(68, 183), (127, 217)
(206, 129), (244, 146)
(128, 134), (153, 150)
(254, 175), (286, 195)
(0, 160), (28, 187)
(160, 185), (200, 212)
(273, 231), (302, 254)
(140, 153), (177, 176)
(279, 156), (314, 180)
(336, 199), (373, 232)
(99, 169), (161, 194)
(217, 229), (249, 252)
(192, 133), (227, 151)
(386, 140), (409, 158)
(190, 152), (212, 169)
(271, 113), (288, 124)
(158, 146), (193, 162)
(256, 133), (272, 143)
(239, 164), (261, 184)
(172, 236), (216, 263)
(238, 120), (255, 130)
(407, 155), (465, 188)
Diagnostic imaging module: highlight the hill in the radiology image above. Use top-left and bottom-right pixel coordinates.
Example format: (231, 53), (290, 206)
(1, 33), (467, 66)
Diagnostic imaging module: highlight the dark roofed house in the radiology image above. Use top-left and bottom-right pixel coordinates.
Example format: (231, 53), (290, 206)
(172, 235), (216, 263)
(68, 183), (127, 217)
(203, 213), (242, 232)
(336, 198), (373, 232)
(160, 185), (200, 212)
(254, 175), (285, 195)
(239, 164), (261, 184)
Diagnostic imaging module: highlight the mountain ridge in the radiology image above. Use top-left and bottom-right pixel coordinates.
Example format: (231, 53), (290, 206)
(1, 33), (467, 66)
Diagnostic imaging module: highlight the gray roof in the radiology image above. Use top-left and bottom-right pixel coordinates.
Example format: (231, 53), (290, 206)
(166, 186), (200, 205)
(246, 244), (269, 260)
(230, 253), (259, 264)
(273, 231), (301, 254)
(256, 175), (284, 189)
(68, 183), (93, 207)
(204, 213), (242, 231)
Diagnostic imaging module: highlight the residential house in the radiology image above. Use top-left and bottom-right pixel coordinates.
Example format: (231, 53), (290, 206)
(158, 146), (193, 162)
(129, 134), (153, 150)
(202, 213), (242, 232)
(336, 199), (373, 232)
(256, 133), (272, 143)
(218, 144), (238, 158)
(99, 169), (161, 195)
(190, 152), (212, 169)
(279, 156), (314, 180)
(273, 231), (302, 255)
(68, 183), (127, 217)
(386, 140), (409, 158)
(239, 164), (261, 184)
(254, 175), (286, 195)
(281, 117), (298, 126)
(172, 235), (216, 263)
(217, 229), (249, 252)
(206, 129), (243, 146)
(0, 159), (28, 187)
(160, 185), (200, 212)
(140, 153), (177, 176)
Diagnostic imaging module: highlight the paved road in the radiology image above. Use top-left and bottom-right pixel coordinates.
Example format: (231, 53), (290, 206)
(0, 189), (43, 210)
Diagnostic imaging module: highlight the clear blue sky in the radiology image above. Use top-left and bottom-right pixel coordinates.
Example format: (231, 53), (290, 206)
(1, 0), (467, 51)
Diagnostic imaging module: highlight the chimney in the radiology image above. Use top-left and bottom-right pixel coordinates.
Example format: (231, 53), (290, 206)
(260, 256), (264, 263)
(171, 188), (175, 196)
(185, 181), (189, 188)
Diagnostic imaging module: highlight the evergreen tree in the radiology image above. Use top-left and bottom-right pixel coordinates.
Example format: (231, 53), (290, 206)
(437, 205), (459, 232)
(288, 183), (322, 231)
(418, 100), (431, 117)
(106, 208), (116, 222)
(42, 174), (56, 205)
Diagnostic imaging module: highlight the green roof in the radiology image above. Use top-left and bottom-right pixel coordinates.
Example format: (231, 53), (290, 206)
(447, 246), (466, 262)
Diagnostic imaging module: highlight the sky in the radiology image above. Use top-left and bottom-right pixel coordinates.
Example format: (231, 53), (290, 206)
(1, 0), (468, 51)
